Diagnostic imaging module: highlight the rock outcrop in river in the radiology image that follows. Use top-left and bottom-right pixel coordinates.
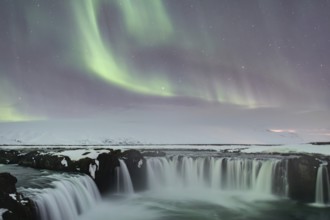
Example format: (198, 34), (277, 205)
(0, 172), (35, 220)
(0, 148), (330, 219)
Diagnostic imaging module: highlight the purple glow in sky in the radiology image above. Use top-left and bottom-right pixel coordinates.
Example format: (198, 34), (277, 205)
(0, 0), (329, 143)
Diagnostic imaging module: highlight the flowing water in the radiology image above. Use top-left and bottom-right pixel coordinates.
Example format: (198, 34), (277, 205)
(146, 156), (288, 195)
(31, 175), (101, 220)
(1, 155), (330, 220)
(78, 156), (329, 220)
(0, 164), (101, 220)
(116, 159), (134, 194)
(314, 163), (330, 207)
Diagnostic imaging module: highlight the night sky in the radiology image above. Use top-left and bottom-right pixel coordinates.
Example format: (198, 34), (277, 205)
(0, 0), (330, 142)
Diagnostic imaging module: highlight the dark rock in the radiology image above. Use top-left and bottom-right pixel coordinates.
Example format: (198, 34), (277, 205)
(2, 211), (15, 220)
(0, 194), (36, 220)
(0, 149), (126, 193)
(310, 142), (330, 145)
(95, 151), (121, 193)
(71, 157), (94, 175)
(19, 151), (72, 171)
(0, 173), (17, 194)
(2, 148), (330, 206)
(287, 155), (320, 202)
(36, 155), (72, 171)
(0, 173), (36, 220)
(0, 150), (22, 164)
(121, 149), (143, 160)
(120, 150), (147, 191)
(17, 151), (39, 168)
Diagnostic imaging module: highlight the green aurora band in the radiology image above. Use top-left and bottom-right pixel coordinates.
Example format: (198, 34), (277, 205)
(72, 0), (259, 107)
(72, 0), (174, 97)
(1, 0), (291, 122)
(0, 77), (43, 122)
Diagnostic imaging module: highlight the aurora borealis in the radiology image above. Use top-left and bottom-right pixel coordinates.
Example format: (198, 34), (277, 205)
(0, 0), (330, 142)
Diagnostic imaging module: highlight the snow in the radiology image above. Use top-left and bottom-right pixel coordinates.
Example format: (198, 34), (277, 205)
(89, 164), (97, 179)
(0, 115), (329, 145)
(61, 158), (68, 167)
(95, 160), (99, 170)
(240, 144), (330, 156)
(138, 159), (143, 168)
(0, 118), (328, 157)
(1, 142), (329, 156)
(54, 149), (110, 161)
(0, 209), (7, 219)
(20, 199), (29, 205)
(9, 194), (16, 200)
(54, 144), (328, 156)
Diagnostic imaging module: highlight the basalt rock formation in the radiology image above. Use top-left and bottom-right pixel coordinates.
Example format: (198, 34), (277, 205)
(0, 172), (36, 220)
(0, 148), (330, 211)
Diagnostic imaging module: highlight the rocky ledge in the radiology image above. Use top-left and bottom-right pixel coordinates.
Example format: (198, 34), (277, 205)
(0, 172), (35, 220)
(0, 148), (145, 193)
(0, 148), (146, 220)
(0, 148), (330, 219)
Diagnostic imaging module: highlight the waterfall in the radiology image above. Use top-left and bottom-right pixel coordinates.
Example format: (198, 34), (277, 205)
(315, 163), (330, 205)
(146, 156), (288, 196)
(33, 175), (101, 220)
(116, 159), (134, 194)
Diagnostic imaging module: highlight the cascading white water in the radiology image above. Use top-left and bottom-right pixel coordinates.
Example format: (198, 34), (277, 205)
(315, 163), (330, 205)
(146, 156), (288, 196)
(116, 160), (134, 194)
(33, 175), (101, 220)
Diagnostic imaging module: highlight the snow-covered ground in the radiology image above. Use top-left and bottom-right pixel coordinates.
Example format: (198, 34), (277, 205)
(1, 144), (329, 156)
(239, 144), (330, 156)
(1, 119), (329, 145)
(0, 119), (329, 156)
(125, 144), (330, 156)
(53, 149), (110, 161)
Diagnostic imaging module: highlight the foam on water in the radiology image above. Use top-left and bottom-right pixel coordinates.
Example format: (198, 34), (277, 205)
(146, 156), (288, 197)
(313, 163), (330, 207)
(32, 175), (101, 220)
(116, 159), (134, 194)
